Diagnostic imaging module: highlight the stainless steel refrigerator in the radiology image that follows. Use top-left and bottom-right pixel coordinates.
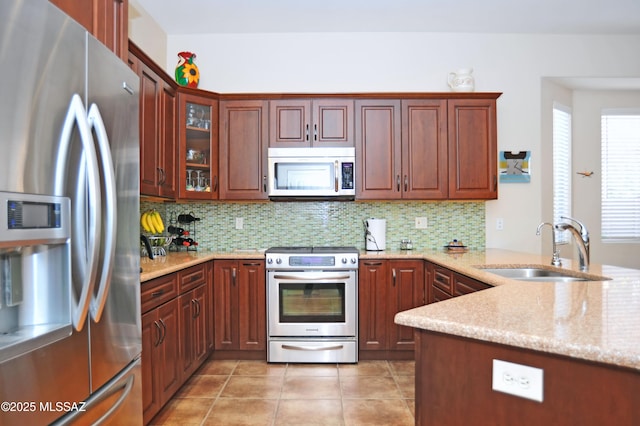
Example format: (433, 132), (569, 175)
(0, 0), (142, 424)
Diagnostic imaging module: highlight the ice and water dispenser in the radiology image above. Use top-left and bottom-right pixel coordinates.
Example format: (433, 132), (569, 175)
(0, 192), (72, 362)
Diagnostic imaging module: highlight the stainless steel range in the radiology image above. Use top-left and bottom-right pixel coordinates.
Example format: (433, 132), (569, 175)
(266, 246), (359, 363)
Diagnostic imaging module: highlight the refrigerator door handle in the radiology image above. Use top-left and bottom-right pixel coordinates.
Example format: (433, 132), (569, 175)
(55, 94), (102, 331)
(51, 358), (139, 426)
(87, 103), (117, 323)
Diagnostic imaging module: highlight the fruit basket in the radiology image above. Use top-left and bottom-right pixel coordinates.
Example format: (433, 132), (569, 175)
(143, 235), (174, 257)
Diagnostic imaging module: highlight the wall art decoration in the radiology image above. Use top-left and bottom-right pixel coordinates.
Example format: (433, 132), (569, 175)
(499, 151), (531, 183)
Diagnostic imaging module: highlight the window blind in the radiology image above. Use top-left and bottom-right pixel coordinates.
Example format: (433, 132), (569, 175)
(601, 109), (640, 241)
(553, 103), (572, 244)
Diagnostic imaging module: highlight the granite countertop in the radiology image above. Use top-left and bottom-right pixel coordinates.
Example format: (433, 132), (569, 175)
(140, 249), (266, 282)
(391, 248), (640, 372)
(140, 247), (640, 371)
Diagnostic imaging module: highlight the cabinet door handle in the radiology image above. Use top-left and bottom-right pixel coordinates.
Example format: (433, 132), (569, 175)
(213, 175), (219, 192)
(263, 175), (267, 192)
(392, 268), (397, 286)
(314, 124), (318, 141)
(153, 320), (162, 347)
(192, 299), (200, 318)
(157, 167), (165, 186)
(232, 267), (237, 286)
(305, 124), (309, 141)
(404, 175), (408, 192)
(334, 160), (339, 192)
(158, 319), (166, 345)
(396, 175), (401, 192)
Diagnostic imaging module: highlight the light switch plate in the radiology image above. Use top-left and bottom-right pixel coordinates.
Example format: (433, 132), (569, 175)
(415, 217), (428, 229)
(235, 217), (244, 230)
(492, 359), (544, 402)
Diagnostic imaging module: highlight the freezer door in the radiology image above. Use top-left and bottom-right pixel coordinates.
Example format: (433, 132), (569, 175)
(86, 35), (142, 394)
(52, 357), (142, 426)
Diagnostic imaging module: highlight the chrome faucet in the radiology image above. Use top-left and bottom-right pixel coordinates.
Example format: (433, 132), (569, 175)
(536, 222), (561, 266)
(555, 216), (590, 271)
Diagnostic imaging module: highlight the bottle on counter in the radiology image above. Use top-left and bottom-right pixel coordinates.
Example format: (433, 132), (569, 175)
(168, 226), (189, 236)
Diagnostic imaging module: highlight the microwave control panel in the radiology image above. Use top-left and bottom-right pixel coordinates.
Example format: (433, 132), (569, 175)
(341, 162), (354, 189)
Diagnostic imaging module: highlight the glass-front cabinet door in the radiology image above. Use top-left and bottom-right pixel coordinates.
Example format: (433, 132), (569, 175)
(178, 91), (219, 200)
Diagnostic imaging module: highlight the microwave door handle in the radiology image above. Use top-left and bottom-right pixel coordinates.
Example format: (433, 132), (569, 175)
(87, 103), (117, 323)
(55, 94), (101, 331)
(334, 160), (339, 192)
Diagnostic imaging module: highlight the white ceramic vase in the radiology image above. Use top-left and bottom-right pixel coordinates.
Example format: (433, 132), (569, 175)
(448, 68), (475, 92)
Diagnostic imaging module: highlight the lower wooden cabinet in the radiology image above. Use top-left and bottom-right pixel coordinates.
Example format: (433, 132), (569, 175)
(141, 296), (180, 424)
(359, 259), (425, 359)
(428, 261), (492, 303)
(178, 284), (208, 379)
(213, 260), (266, 357)
(141, 262), (212, 424)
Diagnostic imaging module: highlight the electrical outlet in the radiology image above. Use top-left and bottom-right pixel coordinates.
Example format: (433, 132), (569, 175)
(492, 359), (544, 402)
(496, 218), (504, 231)
(415, 217), (428, 229)
(235, 217), (244, 230)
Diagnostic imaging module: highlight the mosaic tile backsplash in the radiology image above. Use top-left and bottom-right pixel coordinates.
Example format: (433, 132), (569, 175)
(141, 200), (486, 252)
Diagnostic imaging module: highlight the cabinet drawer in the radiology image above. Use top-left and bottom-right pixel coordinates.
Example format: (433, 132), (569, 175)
(178, 263), (208, 292)
(141, 274), (178, 313)
(454, 273), (492, 296)
(432, 267), (453, 294)
(431, 285), (453, 303)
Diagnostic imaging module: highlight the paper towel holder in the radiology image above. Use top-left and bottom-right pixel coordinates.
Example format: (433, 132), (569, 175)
(364, 218), (386, 251)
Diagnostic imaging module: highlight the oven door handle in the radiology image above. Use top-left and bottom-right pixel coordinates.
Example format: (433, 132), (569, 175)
(273, 274), (352, 281)
(281, 344), (344, 352)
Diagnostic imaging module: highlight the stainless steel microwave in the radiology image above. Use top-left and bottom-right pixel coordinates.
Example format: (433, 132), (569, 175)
(267, 147), (356, 200)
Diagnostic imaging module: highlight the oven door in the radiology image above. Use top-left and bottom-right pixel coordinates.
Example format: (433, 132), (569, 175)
(267, 270), (357, 337)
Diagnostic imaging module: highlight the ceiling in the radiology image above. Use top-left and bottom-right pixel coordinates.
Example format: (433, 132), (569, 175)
(136, 0), (640, 35)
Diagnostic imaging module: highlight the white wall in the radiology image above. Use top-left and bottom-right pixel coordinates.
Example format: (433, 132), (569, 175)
(128, 0), (167, 66)
(130, 21), (640, 261)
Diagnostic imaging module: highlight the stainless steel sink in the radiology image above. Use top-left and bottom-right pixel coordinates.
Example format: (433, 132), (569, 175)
(476, 266), (611, 282)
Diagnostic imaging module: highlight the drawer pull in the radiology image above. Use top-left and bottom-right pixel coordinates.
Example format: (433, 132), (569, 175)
(151, 289), (165, 297)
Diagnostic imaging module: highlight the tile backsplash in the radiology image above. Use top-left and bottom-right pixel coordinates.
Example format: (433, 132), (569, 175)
(141, 200), (485, 252)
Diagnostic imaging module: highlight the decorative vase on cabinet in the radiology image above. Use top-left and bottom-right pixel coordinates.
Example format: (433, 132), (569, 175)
(448, 68), (475, 92)
(175, 52), (200, 88)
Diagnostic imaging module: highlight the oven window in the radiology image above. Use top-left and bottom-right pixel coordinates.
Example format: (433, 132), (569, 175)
(279, 283), (345, 323)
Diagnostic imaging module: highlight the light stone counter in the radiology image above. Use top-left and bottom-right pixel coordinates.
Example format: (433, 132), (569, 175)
(140, 247), (640, 371)
(140, 249), (265, 282)
(390, 248), (640, 371)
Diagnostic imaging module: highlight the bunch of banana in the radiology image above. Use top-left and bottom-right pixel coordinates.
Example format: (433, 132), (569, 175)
(140, 209), (165, 235)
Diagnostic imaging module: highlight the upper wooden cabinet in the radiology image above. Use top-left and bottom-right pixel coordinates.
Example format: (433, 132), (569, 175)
(177, 91), (219, 200)
(355, 100), (402, 199)
(448, 98), (498, 199)
(50, 0), (128, 62)
(269, 99), (354, 147)
(129, 43), (178, 199)
(219, 100), (269, 200)
(357, 95), (498, 200)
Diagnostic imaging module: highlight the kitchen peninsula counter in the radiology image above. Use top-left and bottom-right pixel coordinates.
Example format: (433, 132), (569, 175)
(389, 248), (640, 372)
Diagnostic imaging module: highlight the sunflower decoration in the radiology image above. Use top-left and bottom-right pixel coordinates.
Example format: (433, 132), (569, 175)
(175, 51), (200, 88)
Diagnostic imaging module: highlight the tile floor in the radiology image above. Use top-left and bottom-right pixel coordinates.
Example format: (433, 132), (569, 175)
(150, 359), (415, 425)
